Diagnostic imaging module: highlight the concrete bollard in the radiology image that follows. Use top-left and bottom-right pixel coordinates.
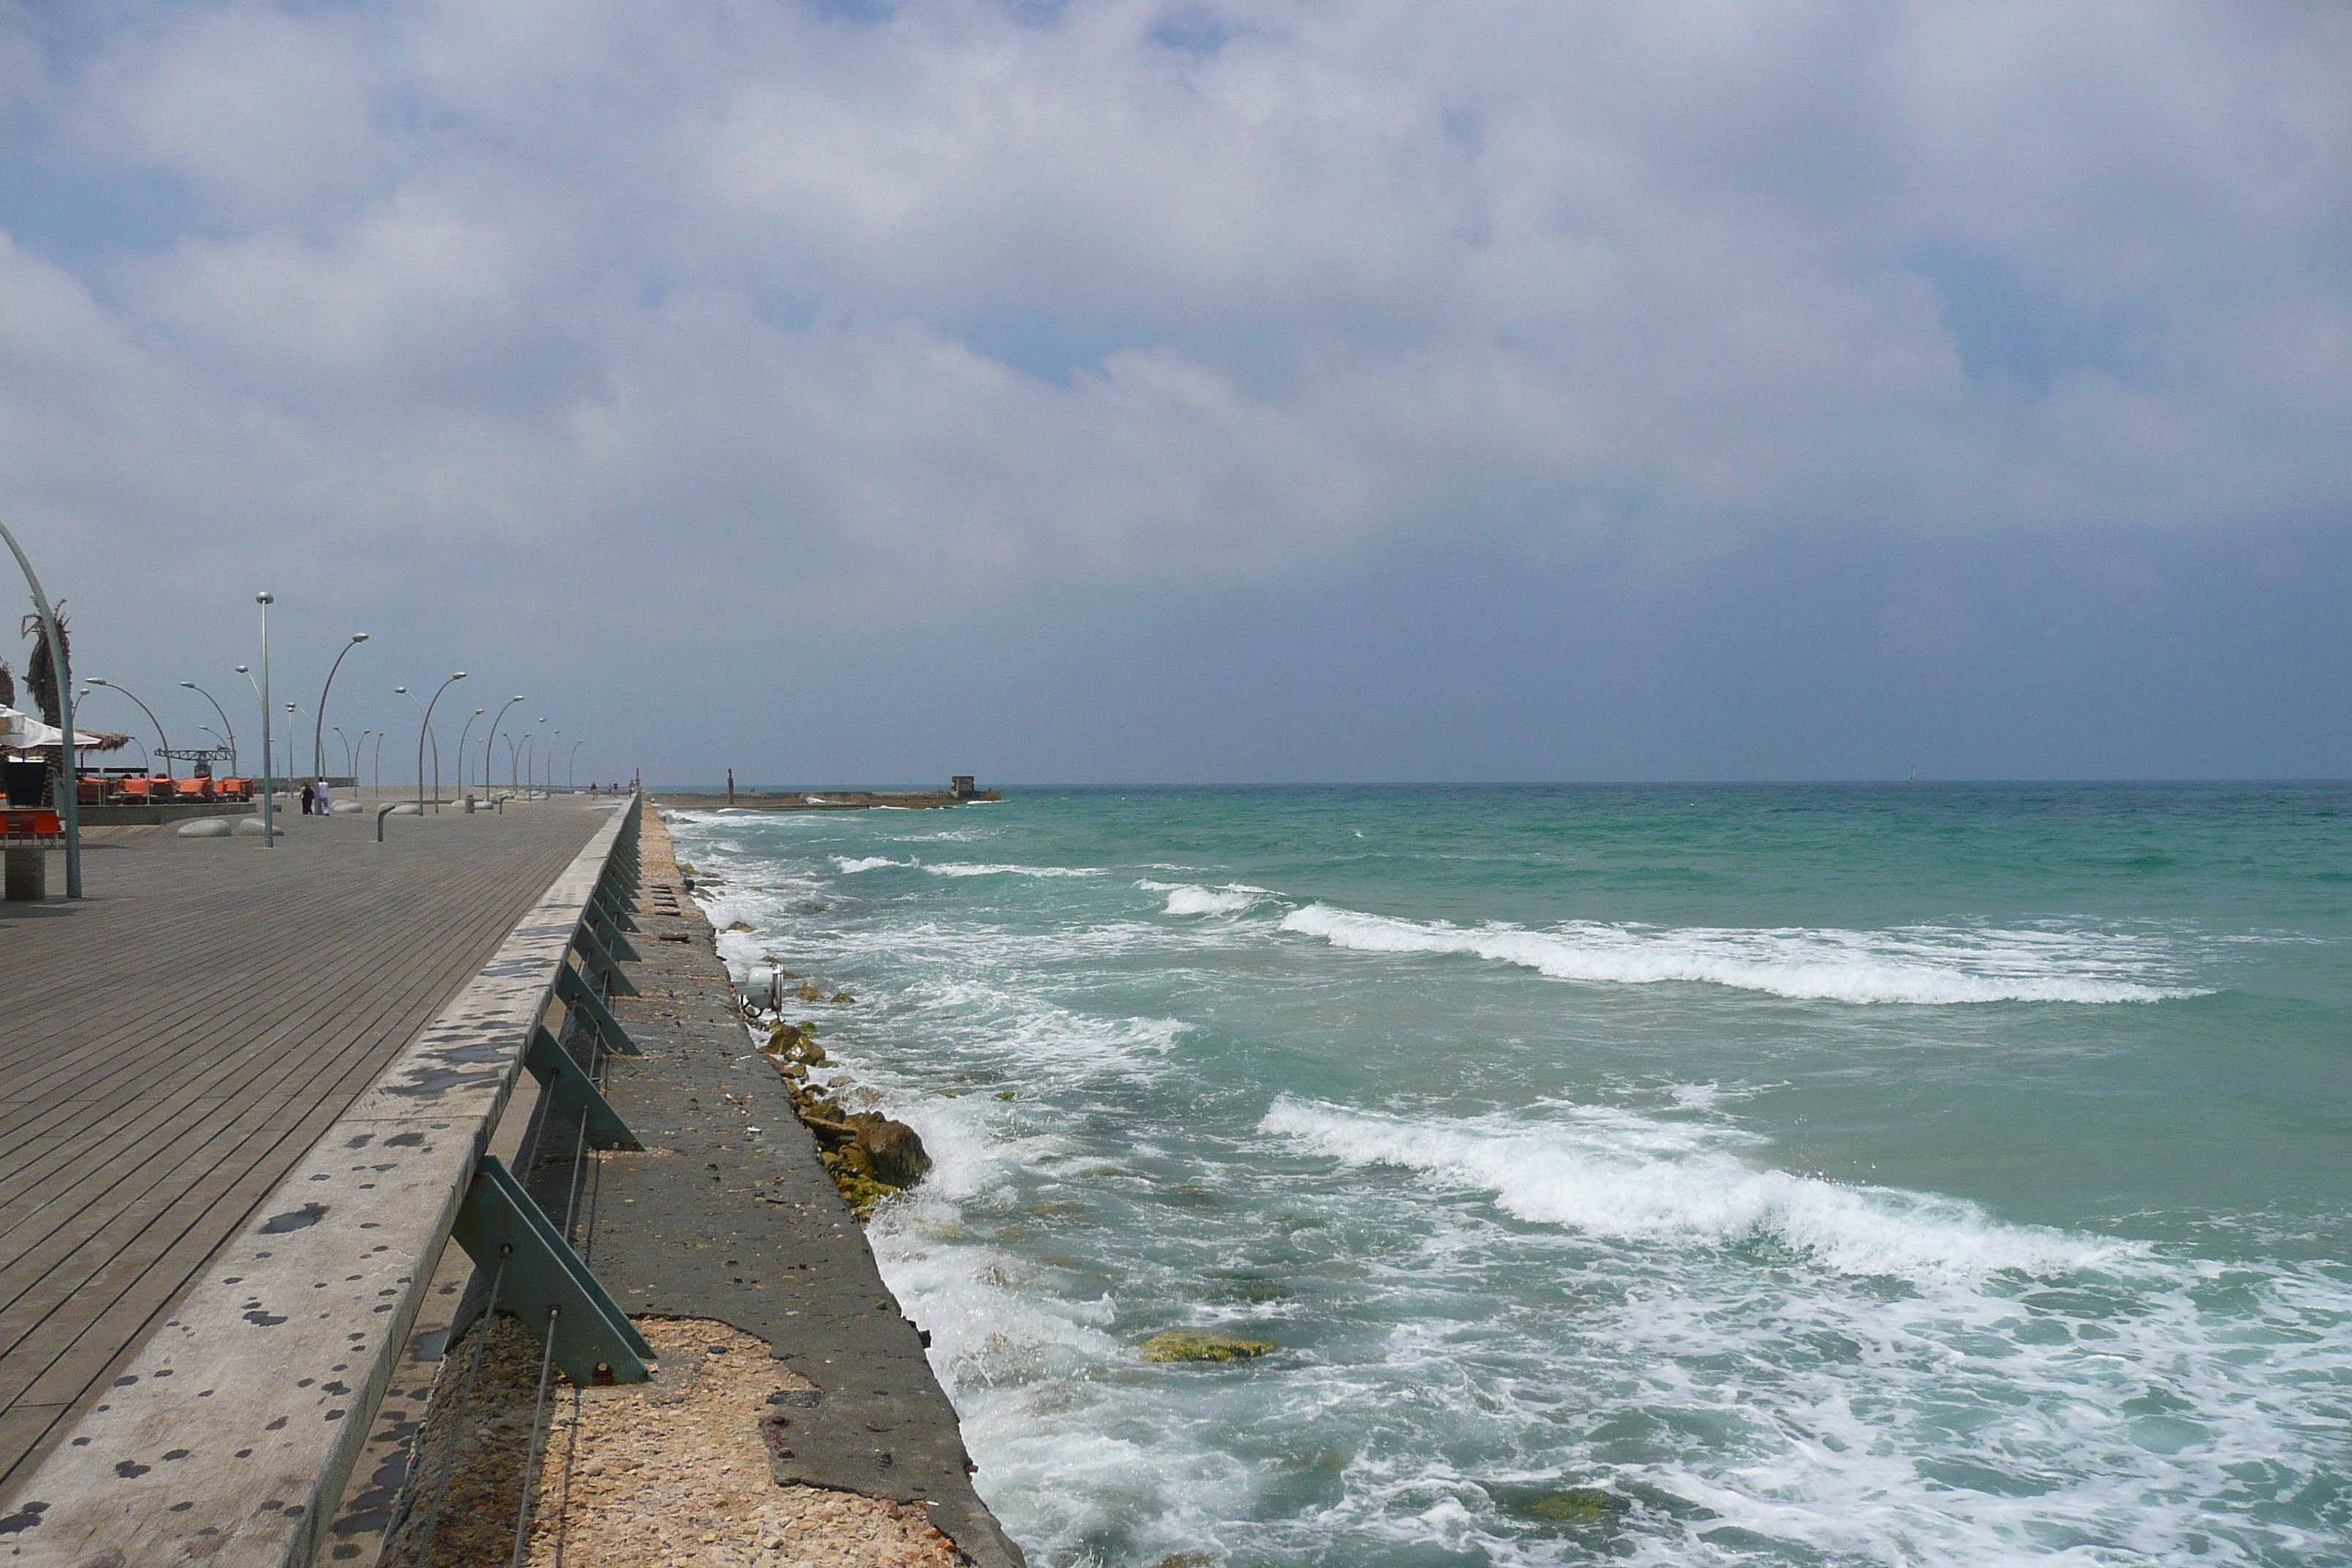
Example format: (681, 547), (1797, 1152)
(464, 794), (475, 814)
(4, 847), (45, 901)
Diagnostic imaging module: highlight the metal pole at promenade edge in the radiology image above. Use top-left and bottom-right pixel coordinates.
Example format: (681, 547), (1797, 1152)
(413, 673), (466, 815)
(312, 632), (369, 780)
(0, 519), (81, 897)
(568, 739), (584, 792)
(455, 706), (486, 796)
(482, 695), (522, 800)
(256, 592), (276, 846)
(181, 682), (238, 772)
(394, 689), (449, 810)
(83, 679), (171, 770)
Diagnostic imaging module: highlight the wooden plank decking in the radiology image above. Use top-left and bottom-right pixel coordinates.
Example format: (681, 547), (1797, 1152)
(0, 799), (602, 1495)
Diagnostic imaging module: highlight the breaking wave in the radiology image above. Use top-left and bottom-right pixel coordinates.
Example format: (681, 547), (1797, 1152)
(1278, 903), (2204, 1004)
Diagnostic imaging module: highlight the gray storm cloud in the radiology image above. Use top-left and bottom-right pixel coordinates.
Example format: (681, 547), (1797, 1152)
(1, 0), (2347, 779)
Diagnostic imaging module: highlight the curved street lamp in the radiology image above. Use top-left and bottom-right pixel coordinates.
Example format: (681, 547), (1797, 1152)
(567, 739), (585, 792)
(394, 687), (443, 811)
(482, 696), (524, 800)
(234, 665), (265, 780)
(412, 673), (467, 813)
(83, 680), (171, 770)
(454, 707), (486, 796)
(0, 519), (80, 896)
(181, 682), (238, 772)
(371, 730), (385, 794)
(312, 633), (369, 780)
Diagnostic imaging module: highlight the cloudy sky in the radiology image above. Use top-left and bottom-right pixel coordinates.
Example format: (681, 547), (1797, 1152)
(2, 0), (2346, 784)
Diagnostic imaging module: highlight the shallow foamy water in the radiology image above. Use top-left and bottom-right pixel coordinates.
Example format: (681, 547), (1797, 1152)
(672, 785), (2352, 1567)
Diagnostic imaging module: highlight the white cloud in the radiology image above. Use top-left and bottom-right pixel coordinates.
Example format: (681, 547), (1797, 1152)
(3, 0), (2347, 630)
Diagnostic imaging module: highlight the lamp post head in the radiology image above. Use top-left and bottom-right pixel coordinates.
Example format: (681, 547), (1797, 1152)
(393, 685), (408, 695)
(255, 591), (274, 606)
(235, 665), (249, 674)
(351, 633), (369, 644)
(89, 678), (111, 687)
(180, 681), (195, 690)
(451, 671), (467, 682)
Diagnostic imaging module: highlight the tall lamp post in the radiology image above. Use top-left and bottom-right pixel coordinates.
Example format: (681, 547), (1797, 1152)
(255, 592), (276, 846)
(412, 674), (467, 813)
(454, 707), (486, 796)
(568, 739), (584, 791)
(394, 687), (446, 810)
(83, 680), (171, 771)
(482, 695), (524, 800)
(181, 682), (237, 772)
(312, 633), (369, 780)
(0, 519), (80, 896)
(234, 666), (268, 778)
(371, 731), (385, 794)
(333, 727), (353, 775)
(545, 728), (559, 794)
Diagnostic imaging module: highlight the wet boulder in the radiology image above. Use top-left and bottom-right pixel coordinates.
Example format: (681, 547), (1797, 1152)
(1139, 1331), (1275, 1363)
(856, 1119), (932, 1188)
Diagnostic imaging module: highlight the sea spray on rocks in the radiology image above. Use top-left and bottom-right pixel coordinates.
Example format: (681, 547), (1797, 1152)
(754, 1016), (932, 1216)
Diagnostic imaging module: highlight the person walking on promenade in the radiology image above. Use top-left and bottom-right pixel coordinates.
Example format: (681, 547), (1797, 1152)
(299, 780), (315, 815)
(314, 777), (331, 814)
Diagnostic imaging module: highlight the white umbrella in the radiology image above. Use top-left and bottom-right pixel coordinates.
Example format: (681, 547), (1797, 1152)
(0, 704), (117, 753)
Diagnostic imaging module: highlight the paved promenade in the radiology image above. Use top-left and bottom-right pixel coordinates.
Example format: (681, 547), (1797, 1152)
(0, 799), (601, 1493)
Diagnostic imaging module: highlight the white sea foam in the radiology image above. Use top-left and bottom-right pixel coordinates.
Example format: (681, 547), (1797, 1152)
(834, 855), (911, 873)
(924, 862), (1106, 879)
(1136, 879), (1274, 916)
(1259, 1097), (2135, 1284)
(1279, 903), (2204, 1004)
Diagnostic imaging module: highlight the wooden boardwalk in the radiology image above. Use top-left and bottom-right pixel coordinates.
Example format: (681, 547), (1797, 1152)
(0, 799), (600, 1494)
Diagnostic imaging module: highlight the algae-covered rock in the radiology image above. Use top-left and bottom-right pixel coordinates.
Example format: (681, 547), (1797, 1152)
(1140, 1331), (1275, 1364)
(830, 991), (856, 1003)
(795, 980), (826, 1002)
(817, 1147), (902, 1218)
(727, 920), (753, 932)
(1488, 1482), (1628, 1523)
(764, 1023), (826, 1066)
(1529, 1489), (1624, 1520)
(858, 1120), (932, 1187)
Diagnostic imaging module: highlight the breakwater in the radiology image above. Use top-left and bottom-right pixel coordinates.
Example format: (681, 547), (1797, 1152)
(657, 790), (1001, 813)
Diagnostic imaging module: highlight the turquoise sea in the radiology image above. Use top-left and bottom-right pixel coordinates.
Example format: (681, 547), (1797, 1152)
(666, 785), (2352, 1567)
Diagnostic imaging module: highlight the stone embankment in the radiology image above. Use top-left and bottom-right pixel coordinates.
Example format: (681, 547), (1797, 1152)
(371, 807), (1020, 1568)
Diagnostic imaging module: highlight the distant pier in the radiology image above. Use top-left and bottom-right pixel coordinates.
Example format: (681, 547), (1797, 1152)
(661, 780), (1003, 812)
